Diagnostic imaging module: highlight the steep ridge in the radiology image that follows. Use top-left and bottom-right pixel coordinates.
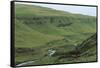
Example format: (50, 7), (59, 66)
(51, 33), (97, 63)
(78, 33), (97, 55)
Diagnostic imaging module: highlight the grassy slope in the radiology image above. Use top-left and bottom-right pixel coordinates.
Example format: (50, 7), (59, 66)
(15, 20), (63, 48)
(15, 4), (97, 65)
(34, 34), (97, 65)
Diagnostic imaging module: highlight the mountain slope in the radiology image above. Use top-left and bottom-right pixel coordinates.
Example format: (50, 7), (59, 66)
(15, 3), (97, 65)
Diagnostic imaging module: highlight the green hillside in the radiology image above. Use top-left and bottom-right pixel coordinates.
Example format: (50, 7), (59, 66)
(15, 4), (97, 66)
(51, 33), (97, 63)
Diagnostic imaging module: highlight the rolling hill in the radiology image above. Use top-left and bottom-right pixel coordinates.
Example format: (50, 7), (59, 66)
(15, 3), (97, 66)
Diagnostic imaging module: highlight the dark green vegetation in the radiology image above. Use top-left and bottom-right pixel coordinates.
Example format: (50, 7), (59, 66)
(15, 4), (97, 66)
